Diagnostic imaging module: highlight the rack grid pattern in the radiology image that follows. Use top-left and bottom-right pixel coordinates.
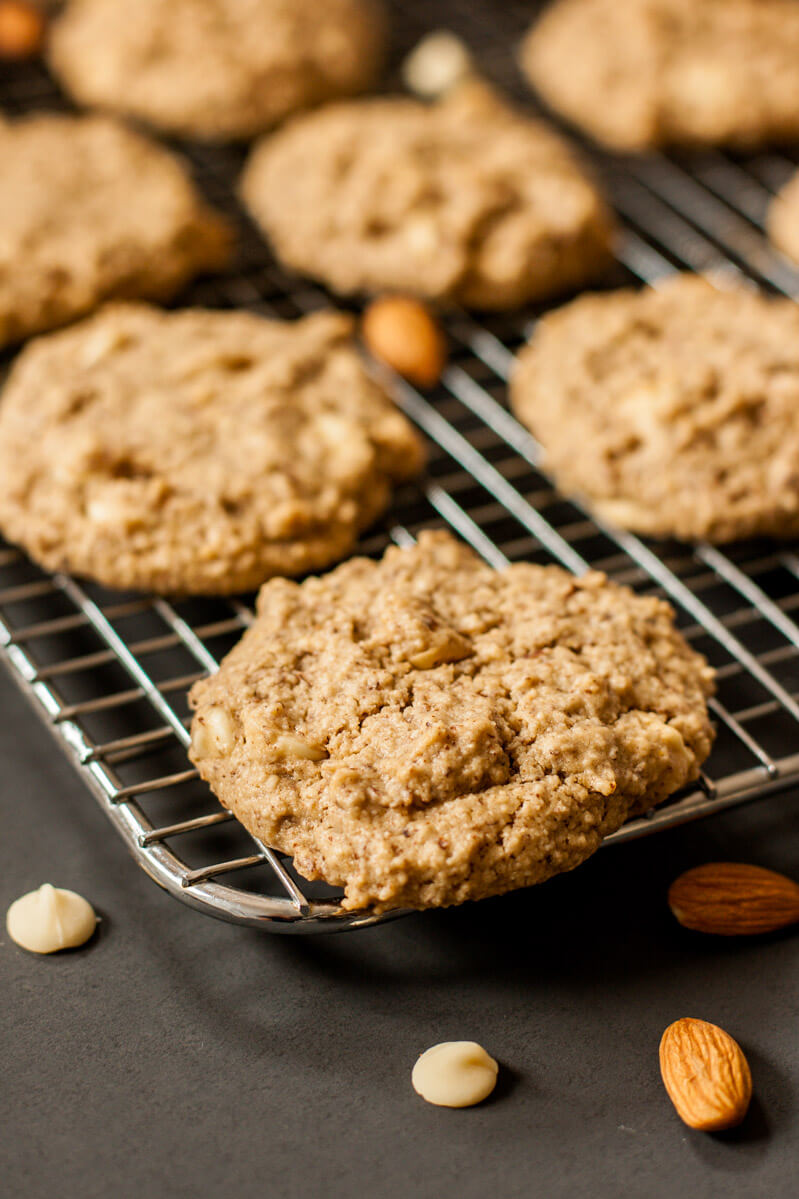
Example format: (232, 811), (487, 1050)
(4, 3), (799, 931)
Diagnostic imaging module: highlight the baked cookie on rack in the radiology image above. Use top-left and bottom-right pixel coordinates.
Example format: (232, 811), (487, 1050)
(0, 304), (424, 594)
(0, 112), (230, 348)
(522, 0), (799, 151)
(240, 80), (614, 309)
(511, 274), (799, 542)
(767, 172), (799, 265)
(48, 0), (386, 140)
(189, 530), (715, 913)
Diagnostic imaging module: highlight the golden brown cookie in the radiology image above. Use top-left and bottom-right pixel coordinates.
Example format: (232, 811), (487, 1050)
(240, 82), (614, 309)
(0, 113), (230, 348)
(523, 0), (799, 151)
(49, 0), (386, 140)
(190, 531), (714, 913)
(511, 275), (799, 542)
(0, 304), (424, 594)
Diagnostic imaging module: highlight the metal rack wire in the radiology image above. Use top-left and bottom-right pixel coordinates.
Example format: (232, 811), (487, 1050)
(3, 1), (799, 931)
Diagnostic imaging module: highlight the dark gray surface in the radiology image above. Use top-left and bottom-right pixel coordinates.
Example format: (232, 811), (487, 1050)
(2, 666), (798, 1199)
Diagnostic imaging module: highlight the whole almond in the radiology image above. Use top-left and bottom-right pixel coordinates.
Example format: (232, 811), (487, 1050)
(0, 0), (44, 58)
(362, 296), (447, 388)
(660, 1017), (752, 1132)
(669, 862), (799, 936)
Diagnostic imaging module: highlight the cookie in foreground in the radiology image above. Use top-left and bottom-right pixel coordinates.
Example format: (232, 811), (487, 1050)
(0, 304), (424, 595)
(240, 80), (614, 310)
(0, 112), (230, 348)
(48, 0), (386, 141)
(511, 274), (799, 543)
(189, 531), (715, 913)
(522, 0), (799, 151)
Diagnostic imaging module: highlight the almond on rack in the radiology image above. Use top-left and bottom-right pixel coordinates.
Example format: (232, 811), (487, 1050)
(0, 1), (44, 59)
(668, 861), (799, 935)
(362, 295), (448, 388)
(659, 1017), (752, 1132)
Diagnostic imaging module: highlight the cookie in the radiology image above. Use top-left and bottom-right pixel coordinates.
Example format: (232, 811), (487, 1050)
(49, 0), (386, 141)
(522, 0), (799, 151)
(511, 274), (799, 542)
(240, 81), (614, 310)
(768, 172), (799, 264)
(189, 530), (715, 913)
(0, 113), (230, 348)
(0, 304), (424, 594)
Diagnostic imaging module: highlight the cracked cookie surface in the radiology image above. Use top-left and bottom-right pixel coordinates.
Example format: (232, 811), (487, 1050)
(0, 303), (424, 594)
(0, 113), (230, 348)
(511, 275), (799, 543)
(523, 0), (799, 151)
(189, 531), (714, 912)
(49, 0), (386, 140)
(240, 82), (614, 310)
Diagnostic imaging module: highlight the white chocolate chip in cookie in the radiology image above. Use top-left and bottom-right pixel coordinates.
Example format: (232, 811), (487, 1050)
(6, 884), (97, 954)
(402, 31), (473, 99)
(272, 733), (328, 762)
(191, 704), (236, 757)
(80, 321), (132, 368)
(411, 1041), (499, 1107)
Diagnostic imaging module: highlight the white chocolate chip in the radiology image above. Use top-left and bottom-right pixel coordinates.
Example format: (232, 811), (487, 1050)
(402, 31), (473, 99)
(6, 884), (97, 954)
(191, 705), (236, 757)
(80, 323), (131, 368)
(273, 733), (328, 761)
(411, 1041), (498, 1107)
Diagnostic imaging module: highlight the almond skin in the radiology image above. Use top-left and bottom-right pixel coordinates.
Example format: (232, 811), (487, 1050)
(0, 0), (44, 59)
(669, 862), (799, 936)
(660, 1017), (752, 1132)
(362, 295), (447, 388)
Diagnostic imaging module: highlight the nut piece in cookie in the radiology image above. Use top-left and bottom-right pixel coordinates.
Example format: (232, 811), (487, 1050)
(511, 274), (799, 543)
(49, 0), (387, 141)
(0, 304), (424, 594)
(189, 530), (715, 913)
(240, 80), (614, 310)
(522, 0), (799, 151)
(0, 113), (231, 348)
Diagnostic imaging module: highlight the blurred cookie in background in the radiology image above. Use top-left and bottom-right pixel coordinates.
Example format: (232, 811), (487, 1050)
(0, 112), (231, 348)
(48, 0), (387, 140)
(241, 80), (615, 310)
(522, 0), (799, 151)
(0, 304), (424, 594)
(511, 274), (799, 542)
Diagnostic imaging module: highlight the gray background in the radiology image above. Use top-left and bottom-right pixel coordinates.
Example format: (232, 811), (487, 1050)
(3, 1), (799, 1195)
(3, 665), (799, 1199)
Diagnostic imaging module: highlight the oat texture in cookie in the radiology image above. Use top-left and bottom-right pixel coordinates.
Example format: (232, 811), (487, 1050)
(511, 274), (799, 543)
(189, 531), (715, 913)
(240, 80), (614, 309)
(768, 171), (799, 265)
(0, 304), (424, 595)
(0, 113), (230, 348)
(522, 0), (799, 151)
(49, 0), (386, 140)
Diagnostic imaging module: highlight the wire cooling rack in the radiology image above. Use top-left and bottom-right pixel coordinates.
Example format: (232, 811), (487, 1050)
(4, 1), (799, 932)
